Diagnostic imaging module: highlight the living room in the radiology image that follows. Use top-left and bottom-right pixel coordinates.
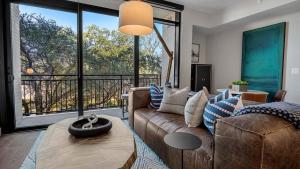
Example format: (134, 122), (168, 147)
(0, 0), (299, 169)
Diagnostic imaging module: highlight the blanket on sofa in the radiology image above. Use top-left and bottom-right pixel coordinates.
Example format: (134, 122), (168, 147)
(234, 102), (300, 128)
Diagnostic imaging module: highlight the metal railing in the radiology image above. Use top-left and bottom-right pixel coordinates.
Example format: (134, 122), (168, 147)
(21, 74), (161, 116)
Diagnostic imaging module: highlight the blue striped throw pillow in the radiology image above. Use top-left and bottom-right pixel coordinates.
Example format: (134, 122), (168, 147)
(209, 89), (231, 104)
(149, 84), (163, 109)
(203, 97), (240, 134)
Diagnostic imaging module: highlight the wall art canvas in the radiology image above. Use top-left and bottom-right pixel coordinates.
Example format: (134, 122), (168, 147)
(192, 43), (200, 63)
(242, 22), (286, 101)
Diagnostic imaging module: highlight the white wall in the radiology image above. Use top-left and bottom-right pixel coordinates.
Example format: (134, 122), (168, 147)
(192, 27), (207, 64)
(179, 8), (212, 88)
(219, 0), (298, 25)
(11, 4), (23, 127)
(207, 11), (300, 104)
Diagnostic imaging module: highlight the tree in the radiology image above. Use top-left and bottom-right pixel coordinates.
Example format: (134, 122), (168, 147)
(20, 13), (162, 114)
(83, 25), (134, 75)
(20, 13), (77, 75)
(20, 13), (77, 114)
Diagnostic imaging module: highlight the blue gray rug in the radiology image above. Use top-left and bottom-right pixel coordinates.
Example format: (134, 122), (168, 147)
(20, 128), (169, 169)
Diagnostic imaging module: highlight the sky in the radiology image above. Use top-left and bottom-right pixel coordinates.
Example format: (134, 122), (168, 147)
(19, 4), (163, 33)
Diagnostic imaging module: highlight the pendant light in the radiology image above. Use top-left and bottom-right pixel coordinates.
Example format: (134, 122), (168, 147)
(119, 0), (153, 36)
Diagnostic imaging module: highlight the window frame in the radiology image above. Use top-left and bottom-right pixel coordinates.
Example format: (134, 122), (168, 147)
(3, 0), (183, 129)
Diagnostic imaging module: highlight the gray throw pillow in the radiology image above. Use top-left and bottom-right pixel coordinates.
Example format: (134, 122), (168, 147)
(158, 87), (189, 115)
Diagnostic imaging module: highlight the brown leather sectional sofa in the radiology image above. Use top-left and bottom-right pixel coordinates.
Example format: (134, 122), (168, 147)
(128, 87), (300, 169)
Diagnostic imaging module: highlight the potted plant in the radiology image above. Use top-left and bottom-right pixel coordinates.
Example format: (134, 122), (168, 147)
(232, 80), (248, 92)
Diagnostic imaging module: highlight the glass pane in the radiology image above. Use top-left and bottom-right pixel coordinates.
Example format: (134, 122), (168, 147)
(139, 23), (175, 87)
(153, 7), (177, 22)
(15, 4), (78, 117)
(82, 12), (134, 111)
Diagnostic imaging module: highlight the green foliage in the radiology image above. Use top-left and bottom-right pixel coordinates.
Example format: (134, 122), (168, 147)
(20, 13), (77, 75)
(20, 12), (163, 114)
(232, 80), (248, 85)
(21, 13), (162, 76)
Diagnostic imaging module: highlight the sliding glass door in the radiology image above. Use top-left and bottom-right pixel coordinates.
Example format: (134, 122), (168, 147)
(9, 0), (181, 128)
(82, 11), (134, 114)
(11, 3), (78, 127)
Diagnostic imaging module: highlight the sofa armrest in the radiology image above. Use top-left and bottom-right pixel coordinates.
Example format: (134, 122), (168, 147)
(213, 114), (300, 169)
(128, 87), (150, 128)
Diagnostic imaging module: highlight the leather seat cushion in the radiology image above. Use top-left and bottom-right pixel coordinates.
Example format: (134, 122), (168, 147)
(134, 108), (214, 169)
(147, 111), (186, 133)
(134, 108), (158, 140)
(218, 114), (293, 135)
(177, 127), (213, 169)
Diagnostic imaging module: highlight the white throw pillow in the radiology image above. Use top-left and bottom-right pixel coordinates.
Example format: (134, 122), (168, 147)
(158, 87), (189, 115)
(202, 86), (210, 98)
(184, 91), (208, 127)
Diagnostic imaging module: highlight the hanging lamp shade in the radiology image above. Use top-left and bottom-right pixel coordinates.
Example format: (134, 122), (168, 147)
(119, 0), (153, 36)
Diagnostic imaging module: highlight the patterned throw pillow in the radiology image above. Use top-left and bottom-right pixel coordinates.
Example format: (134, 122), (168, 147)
(184, 90), (208, 127)
(149, 84), (164, 109)
(203, 97), (240, 134)
(209, 89), (232, 104)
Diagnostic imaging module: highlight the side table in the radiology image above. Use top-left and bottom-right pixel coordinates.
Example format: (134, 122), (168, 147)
(164, 132), (202, 169)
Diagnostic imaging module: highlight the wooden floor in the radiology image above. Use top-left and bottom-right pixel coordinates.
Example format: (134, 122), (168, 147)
(0, 130), (41, 169)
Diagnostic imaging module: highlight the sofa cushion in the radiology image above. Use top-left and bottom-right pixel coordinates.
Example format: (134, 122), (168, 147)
(133, 108), (158, 140)
(217, 113), (293, 134)
(209, 89), (232, 104)
(149, 84), (163, 109)
(214, 114), (300, 169)
(203, 86), (210, 98)
(158, 87), (189, 115)
(177, 127), (213, 154)
(148, 112), (186, 133)
(133, 108), (214, 169)
(184, 90), (208, 127)
(177, 127), (213, 169)
(203, 97), (240, 134)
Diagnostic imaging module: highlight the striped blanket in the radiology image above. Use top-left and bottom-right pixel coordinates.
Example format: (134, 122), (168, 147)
(234, 102), (300, 128)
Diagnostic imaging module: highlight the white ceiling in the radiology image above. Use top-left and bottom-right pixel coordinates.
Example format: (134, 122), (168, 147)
(166, 0), (249, 13)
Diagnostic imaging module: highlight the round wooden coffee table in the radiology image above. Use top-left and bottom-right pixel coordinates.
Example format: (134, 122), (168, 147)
(36, 115), (136, 169)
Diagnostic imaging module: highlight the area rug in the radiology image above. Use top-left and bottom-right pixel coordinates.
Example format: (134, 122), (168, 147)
(20, 126), (169, 169)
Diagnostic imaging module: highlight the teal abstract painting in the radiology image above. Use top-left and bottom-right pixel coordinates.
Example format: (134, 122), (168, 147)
(242, 23), (286, 101)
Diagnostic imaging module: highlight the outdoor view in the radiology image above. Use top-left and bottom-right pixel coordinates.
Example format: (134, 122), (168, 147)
(17, 4), (171, 116)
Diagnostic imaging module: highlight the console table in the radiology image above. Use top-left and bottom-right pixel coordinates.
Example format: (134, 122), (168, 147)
(216, 88), (269, 95)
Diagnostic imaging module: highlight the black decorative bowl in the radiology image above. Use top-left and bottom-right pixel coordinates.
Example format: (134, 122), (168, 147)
(68, 117), (112, 138)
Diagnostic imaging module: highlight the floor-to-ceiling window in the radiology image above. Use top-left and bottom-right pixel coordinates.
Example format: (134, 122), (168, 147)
(8, 0), (182, 128)
(82, 11), (134, 112)
(11, 3), (78, 127)
(139, 22), (176, 87)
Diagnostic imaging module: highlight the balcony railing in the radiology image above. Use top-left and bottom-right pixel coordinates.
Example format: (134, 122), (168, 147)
(21, 74), (161, 116)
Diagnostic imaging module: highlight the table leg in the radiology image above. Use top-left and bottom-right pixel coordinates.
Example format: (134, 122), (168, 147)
(182, 149), (183, 169)
(121, 99), (124, 118)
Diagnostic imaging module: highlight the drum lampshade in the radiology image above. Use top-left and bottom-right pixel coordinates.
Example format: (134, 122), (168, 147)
(119, 1), (153, 36)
